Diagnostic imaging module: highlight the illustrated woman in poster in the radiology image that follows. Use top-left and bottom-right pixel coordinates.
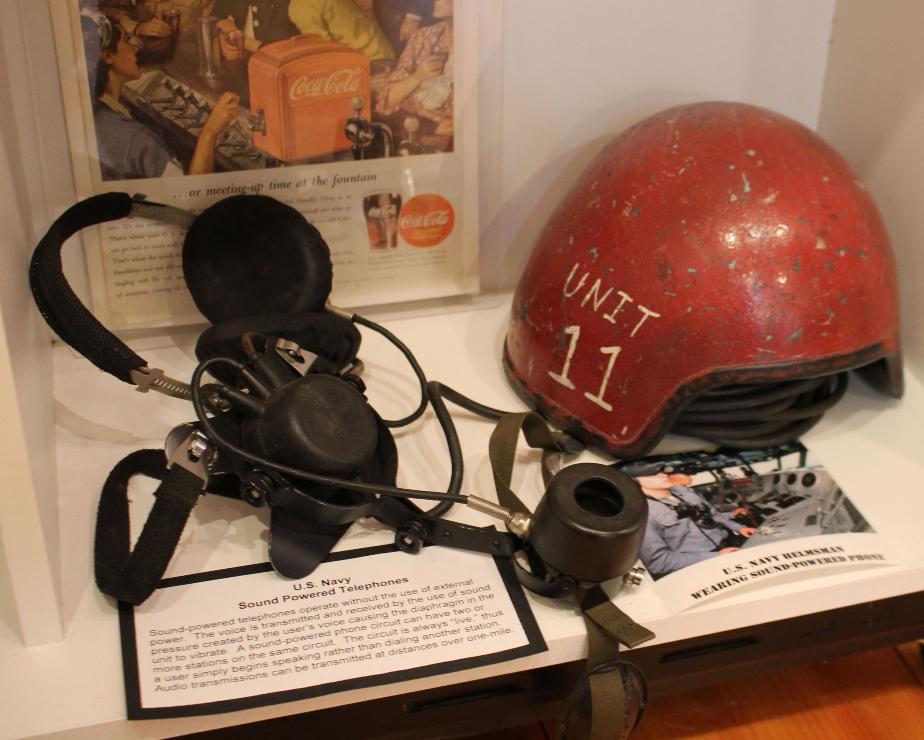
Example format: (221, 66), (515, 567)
(376, 0), (453, 137)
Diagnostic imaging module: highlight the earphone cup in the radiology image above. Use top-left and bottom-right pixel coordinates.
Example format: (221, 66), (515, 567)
(183, 195), (333, 323)
(196, 312), (361, 368)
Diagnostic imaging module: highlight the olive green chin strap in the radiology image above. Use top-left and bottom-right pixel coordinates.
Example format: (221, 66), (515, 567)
(488, 411), (559, 514)
(571, 585), (655, 739)
(487, 412), (655, 738)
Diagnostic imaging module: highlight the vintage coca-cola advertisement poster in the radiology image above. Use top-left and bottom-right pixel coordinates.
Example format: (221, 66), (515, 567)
(50, 0), (478, 328)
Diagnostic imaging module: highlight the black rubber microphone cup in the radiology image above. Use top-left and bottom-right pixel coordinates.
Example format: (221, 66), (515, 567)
(241, 374), (379, 476)
(528, 463), (647, 584)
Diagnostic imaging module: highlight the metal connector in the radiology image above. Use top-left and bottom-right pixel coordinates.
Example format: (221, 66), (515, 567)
(131, 366), (193, 400)
(622, 565), (647, 588)
(325, 301), (355, 321)
(274, 338), (318, 377)
(466, 495), (532, 538)
(164, 425), (213, 487)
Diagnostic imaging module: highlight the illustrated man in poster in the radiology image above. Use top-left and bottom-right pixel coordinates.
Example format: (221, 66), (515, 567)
(213, 0), (301, 59)
(287, 0), (396, 60)
(96, 0), (213, 45)
(636, 471), (757, 581)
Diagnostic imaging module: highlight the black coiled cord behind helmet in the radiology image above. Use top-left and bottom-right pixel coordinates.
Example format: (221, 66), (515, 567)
(672, 372), (848, 449)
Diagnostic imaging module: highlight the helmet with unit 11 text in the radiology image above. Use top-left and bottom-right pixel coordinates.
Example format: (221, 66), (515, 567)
(504, 101), (902, 458)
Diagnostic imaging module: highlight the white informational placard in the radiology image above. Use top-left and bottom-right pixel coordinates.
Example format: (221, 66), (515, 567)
(121, 545), (545, 718)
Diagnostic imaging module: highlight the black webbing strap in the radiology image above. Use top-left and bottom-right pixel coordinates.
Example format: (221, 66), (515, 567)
(488, 413), (654, 738)
(95, 449), (204, 605)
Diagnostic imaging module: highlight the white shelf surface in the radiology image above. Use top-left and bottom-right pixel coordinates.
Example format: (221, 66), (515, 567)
(2, 292), (923, 739)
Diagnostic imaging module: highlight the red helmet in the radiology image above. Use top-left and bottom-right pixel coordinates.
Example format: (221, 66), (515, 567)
(504, 102), (902, 458)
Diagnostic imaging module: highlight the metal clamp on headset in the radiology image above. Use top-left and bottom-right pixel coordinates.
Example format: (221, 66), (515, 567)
(30, 192), (655, 737)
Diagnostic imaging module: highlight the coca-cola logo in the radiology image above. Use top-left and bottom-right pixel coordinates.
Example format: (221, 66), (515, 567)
(369, 205), (398, 218)
(399, 209), (451, 228)
(398, 195), (455, 247)
(290, 68), (362, 101)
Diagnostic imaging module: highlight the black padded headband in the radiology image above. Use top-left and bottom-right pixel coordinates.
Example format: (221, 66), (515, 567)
(29, 193), (194, 386)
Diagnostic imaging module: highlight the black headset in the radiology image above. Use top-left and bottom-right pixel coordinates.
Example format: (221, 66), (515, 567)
(30, 192), (648, 606)
(31, 192), (657, 739)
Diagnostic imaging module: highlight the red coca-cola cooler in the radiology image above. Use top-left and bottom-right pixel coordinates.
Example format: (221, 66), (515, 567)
(249, 35), (371, 162)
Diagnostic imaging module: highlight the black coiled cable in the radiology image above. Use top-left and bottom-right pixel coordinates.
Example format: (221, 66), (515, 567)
(352, 313), (429, 428)
(672, 372), (848, 449)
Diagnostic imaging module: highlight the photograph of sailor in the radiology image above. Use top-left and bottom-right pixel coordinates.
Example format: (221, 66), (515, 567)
(635, 471), (757, 581)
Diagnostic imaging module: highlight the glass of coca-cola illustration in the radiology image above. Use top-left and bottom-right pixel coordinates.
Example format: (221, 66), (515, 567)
(363, 192), (402, 249)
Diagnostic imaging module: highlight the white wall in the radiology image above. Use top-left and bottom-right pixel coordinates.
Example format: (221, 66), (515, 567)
(0, 1), (65, 644)
(819, 0), (924, 382)
(483, 0), (838, 290)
